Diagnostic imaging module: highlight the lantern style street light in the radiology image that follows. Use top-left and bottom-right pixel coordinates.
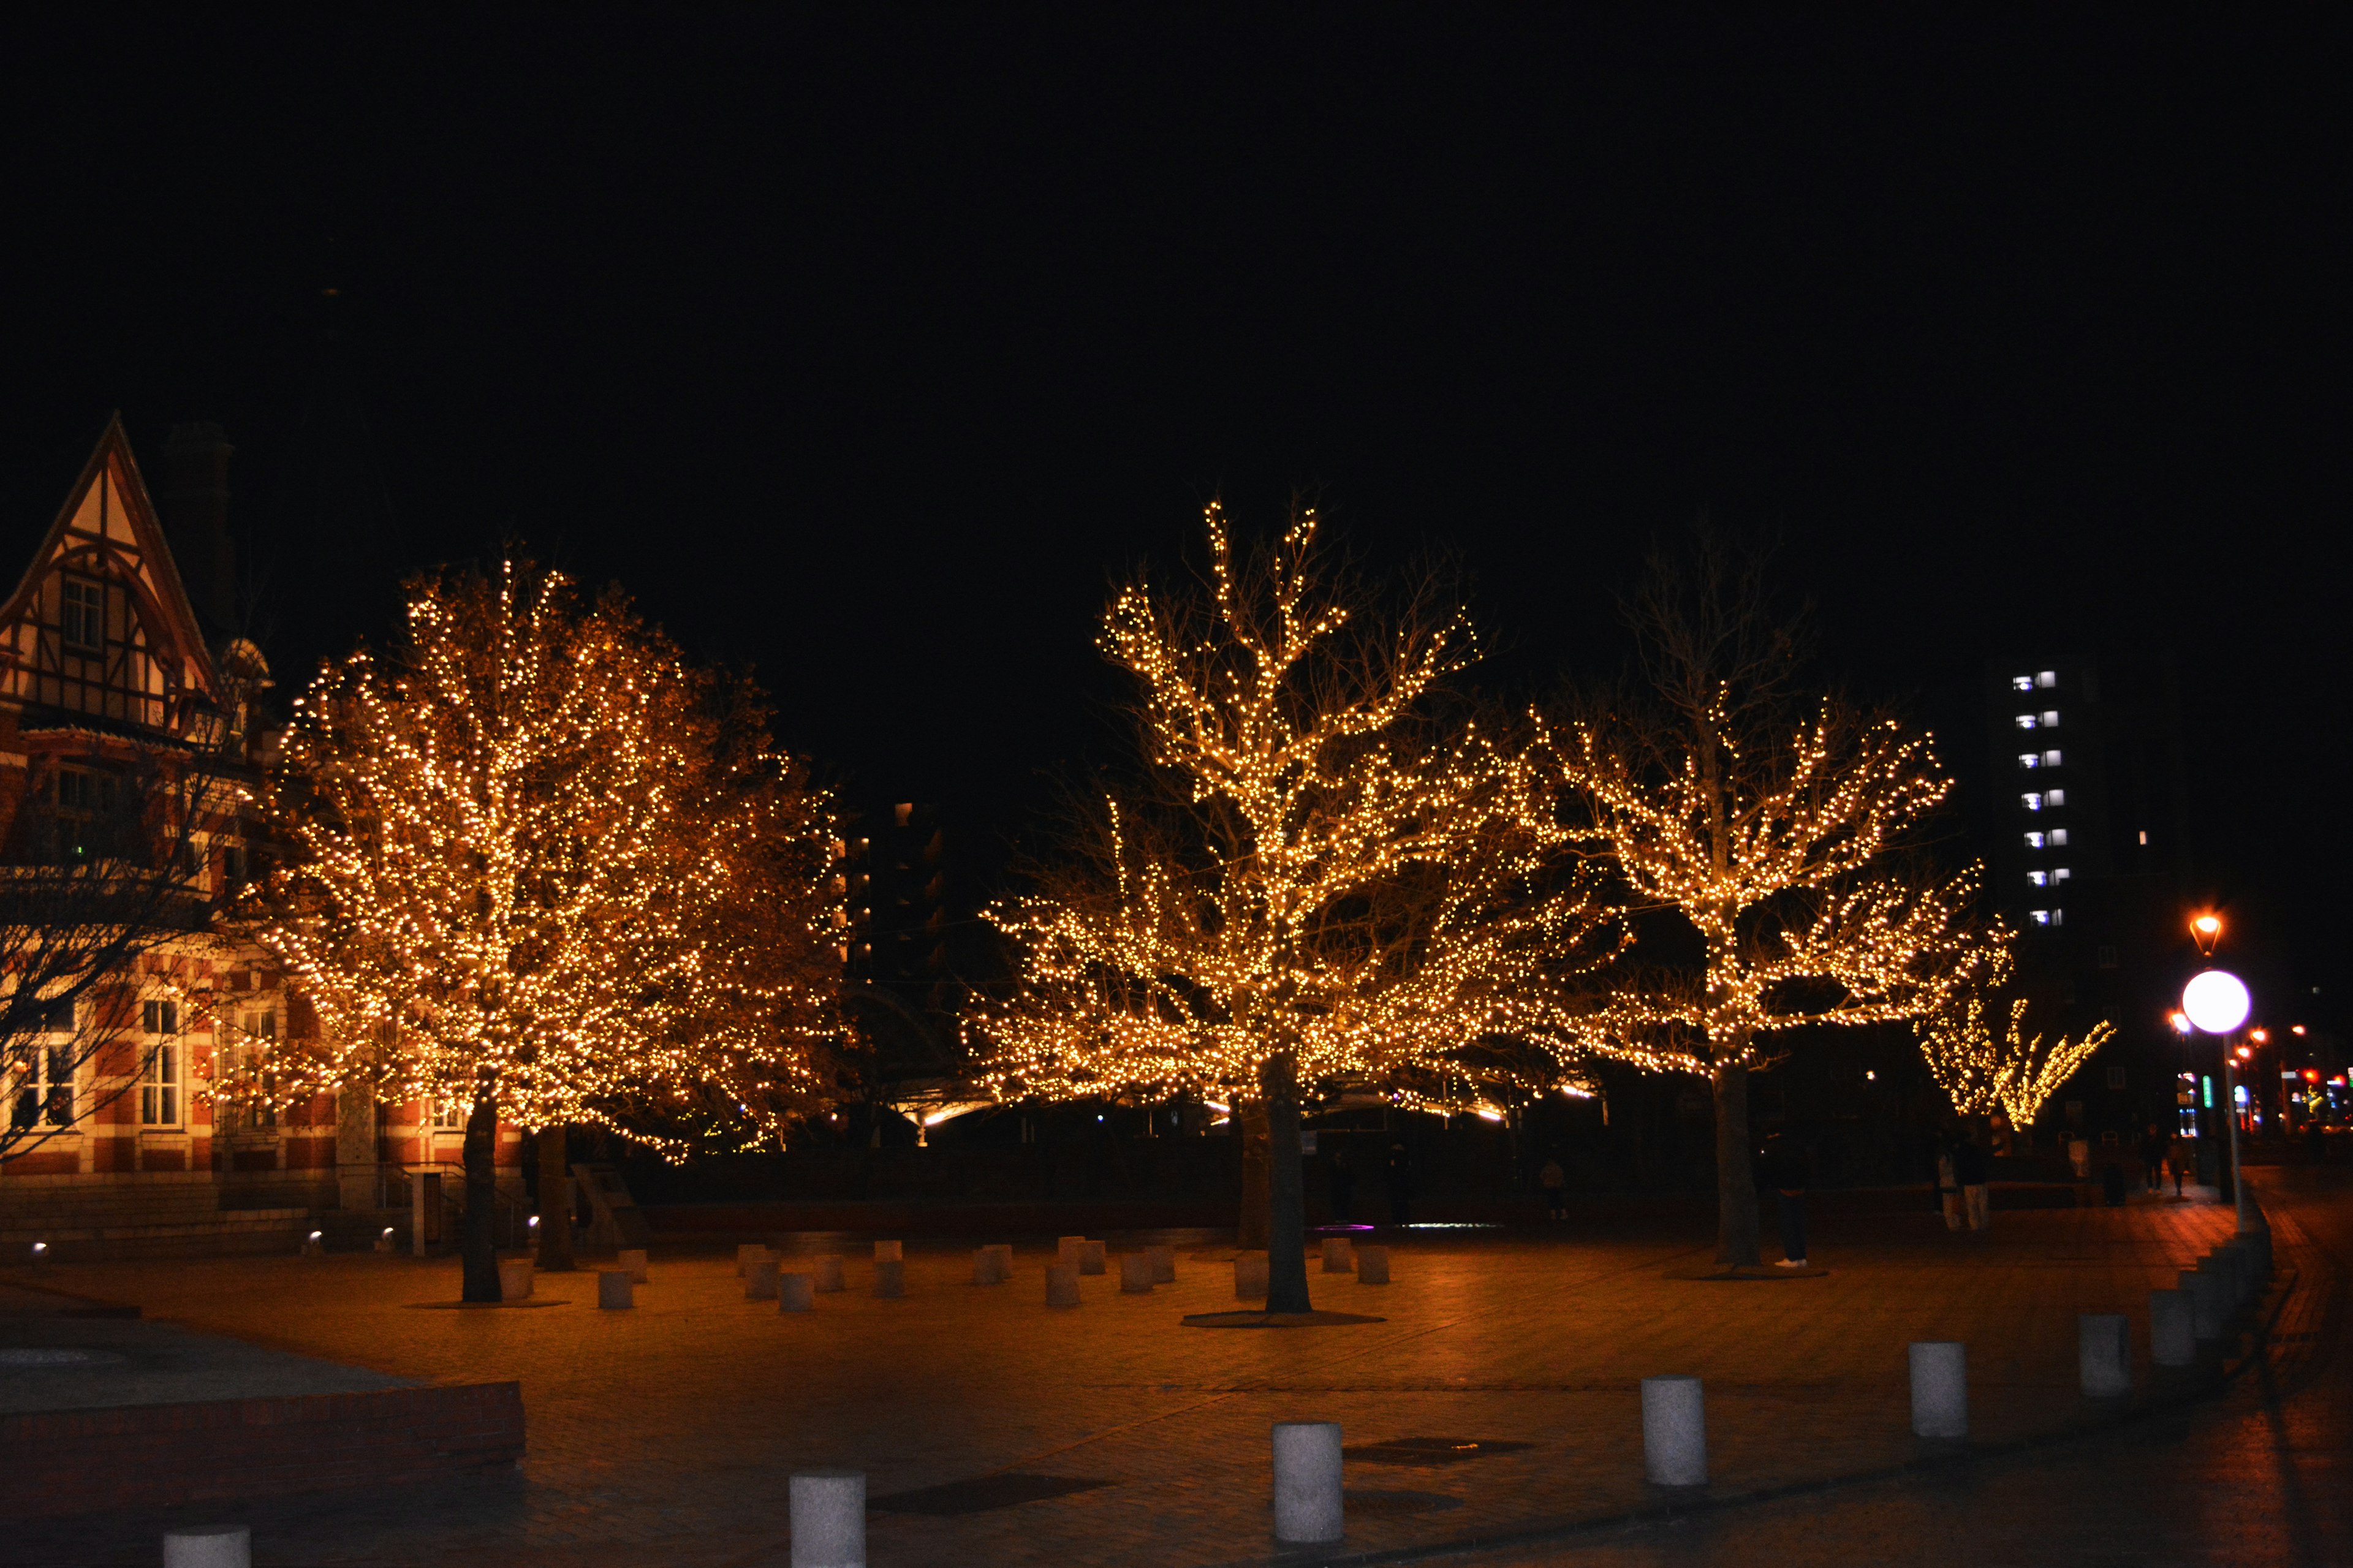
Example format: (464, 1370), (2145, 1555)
(2181, 968), (2255, 1232)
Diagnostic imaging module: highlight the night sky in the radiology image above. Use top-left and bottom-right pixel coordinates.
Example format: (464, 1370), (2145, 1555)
(6, 15), (2346, 1009)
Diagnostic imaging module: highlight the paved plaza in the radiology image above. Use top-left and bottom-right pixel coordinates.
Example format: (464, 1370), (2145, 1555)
(0, 1187), (2282, 1566)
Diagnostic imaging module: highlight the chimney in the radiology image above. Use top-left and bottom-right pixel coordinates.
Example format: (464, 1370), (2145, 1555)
(161, 422), (237, 634)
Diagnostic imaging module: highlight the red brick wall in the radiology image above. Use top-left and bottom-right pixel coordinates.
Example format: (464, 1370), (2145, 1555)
(4, 1381), (524, 1517)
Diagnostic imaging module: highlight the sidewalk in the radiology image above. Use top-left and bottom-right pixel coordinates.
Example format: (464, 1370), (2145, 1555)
(0, 1195), (2253, 1567)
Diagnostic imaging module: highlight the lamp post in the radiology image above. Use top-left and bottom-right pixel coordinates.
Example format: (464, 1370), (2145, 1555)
(2181, 969), (2255, 1232)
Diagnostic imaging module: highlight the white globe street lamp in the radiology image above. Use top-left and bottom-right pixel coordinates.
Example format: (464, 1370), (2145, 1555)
(2181, 969), (2256, 1231)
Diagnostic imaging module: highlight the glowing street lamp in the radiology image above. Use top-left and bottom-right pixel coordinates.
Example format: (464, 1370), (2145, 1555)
(2190, 914), (2223, 957)
(2181, 968), (2256, 1232)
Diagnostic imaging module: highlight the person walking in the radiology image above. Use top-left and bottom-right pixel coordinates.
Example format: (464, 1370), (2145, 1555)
(2139, 1123), (2169, 1194)
(1763, 1132), (1811, 1268)
(2166, 1131), (2194, 1198)
(1538, 1156), (1567, 1222)
(1936, 1131), (1964, 1232)
(1955, 1127), (1993, 1232)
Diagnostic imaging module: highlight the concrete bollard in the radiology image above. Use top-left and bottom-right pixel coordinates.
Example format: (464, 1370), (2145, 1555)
(1909, 1342), (1968, 1438)
(1640, 1376), (1707, 1486)
(1355, 1245), (1391, 1284)
(873, 1259), (905, 1298)
(779, 1273), (816, 1312)
(1057, 1235), (1085, 1268)
(2181, 1268), (2227, 1341)
(597, 1270), (634, 1310)
(1147, 1244), (1175, 1284)
(2079, 1312), (2131, 1396)
(738, 1243), (770, 1278)
(618, 1247), (649, 1283)
(163, 1525), (252, 1568)
(1236, 1251), (1270, 1300)
(1046, 1263), (1080, 1307)
(972, 1248), (1001, 1285)
(1080, 1240), (1107, 1275)
(1120, 1252), (1154, 1293)
(789, 1469), (866, 1568)
(874, 1240), (903, 1263)
(2150, 1288), (2196, 1366)
(814, 1256), (846, 1292)
(1320, 1237), (1354, 1274)
(747, 1256), (782, 1301)
(987, 1243), (1014, 1279)
(497, 1256), (534, 1303)
(1271, 1420), (1344, 1543)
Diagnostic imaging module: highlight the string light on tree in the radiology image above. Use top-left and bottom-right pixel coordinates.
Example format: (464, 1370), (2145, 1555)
(972, 503), (1617, 1312)
(246, 558), (844, 1301)
(1917, 993), (2113, 1126)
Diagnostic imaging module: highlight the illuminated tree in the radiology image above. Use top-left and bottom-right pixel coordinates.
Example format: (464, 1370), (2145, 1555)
(251, 559), (842, 1300)
(1919, 993), (2112, 1128)
(974, 504), (1612, 1311)
(1554, 537), (2005, 1266)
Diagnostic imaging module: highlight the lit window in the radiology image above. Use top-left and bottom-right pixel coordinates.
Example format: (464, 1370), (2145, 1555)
(2053, 867), (2071, 882)
(2036, 672), (2057, 689)
(2015, 713), (2039, 730)
(2018, 752), (2040, 770)
(140, 1000), (181, 1127)
(2030, 909), (2051, 926)
(2021, 793), (2043, 811)
(2040, 710), (2060, 727)
(219, 1009), (278, 1133)
(2137, 829), (2148, 846)
(2050, 828), (2069, 847)
(2042, 749), (2063, 767)
(2023, 831), (2045, 849)
(2046, 789), (2067, 808)
(431, 1099), (465, 1131)
(2010, 675), (2036, 692)
(60, 577), (104, 653)
(2050, 907), (2064, 926)
(2026, 870), (2048, 887)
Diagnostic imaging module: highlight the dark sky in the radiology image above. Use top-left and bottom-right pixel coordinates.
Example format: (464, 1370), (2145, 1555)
(5, 13), (2346, 1007)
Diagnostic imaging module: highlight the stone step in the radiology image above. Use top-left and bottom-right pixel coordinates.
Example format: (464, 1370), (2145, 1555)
(0, 1211), (317, 1263)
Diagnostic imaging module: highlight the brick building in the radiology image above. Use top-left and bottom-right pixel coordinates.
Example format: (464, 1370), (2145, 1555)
(0, 417), (520, 1257)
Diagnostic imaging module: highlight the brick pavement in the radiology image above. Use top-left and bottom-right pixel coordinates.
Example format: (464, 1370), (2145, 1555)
(0, 1194), (2249, 1567)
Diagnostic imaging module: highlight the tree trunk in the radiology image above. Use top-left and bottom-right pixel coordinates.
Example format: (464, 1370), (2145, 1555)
(536, 1124), (574, 1271)
(1260, 1059), (1313, 1313)
(1711, 1062), (1760, 1267)
(1237, 1100), (1271, 1251)
(460, 1089), (501, 1303)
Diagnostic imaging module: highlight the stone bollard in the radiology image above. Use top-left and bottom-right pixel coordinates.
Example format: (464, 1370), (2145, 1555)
(618, 1248), (649, 1283)
(972, 1248), (1001, 1285)
(597, 1270), (634, 1310)
(163, 1525), (252, 1568)
(1640, 1376), (1707, 1486)
(1355, 1245), (1391, 1284)
(1271, 1421), (1344, 1543)
(1120, 1252), (1154, 1293)
(2181, 1268), (2227, 1341)
(2079, 1312), (2131, 1396)
(779, 1273), (816, 1312)
(1080, 1240), (1107, 1275)
(1047, 1263), (1081, 1307)
(874, 1240), (903, 1263)
(873, 1259), (905, 1298)
(1147, 1244), (1176, 1284)
(2150, 1288), (2196, 1366)
(814, 1256), (846, 1293)
(738, 1243), (770, 1278)
(789, 1469), (866, 1568)
(747, 1256), (782, 1301)
(1320, 1237), (1354, 1274)
(1236, 1251), (1270, 1300)
(987, 1243), (1014, 1279)
(1057, 1235), (1085, 1268)
(1909, 1342), (1968, 1438)
(497, 1256), (534, 1303)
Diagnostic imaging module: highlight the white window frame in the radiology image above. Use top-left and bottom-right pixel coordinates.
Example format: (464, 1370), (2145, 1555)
(431, 1099), (466, 1132)
(59, 575), (105, 654)
(218, 1006), (279, 1133)
(139, 999), (183, 1129)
